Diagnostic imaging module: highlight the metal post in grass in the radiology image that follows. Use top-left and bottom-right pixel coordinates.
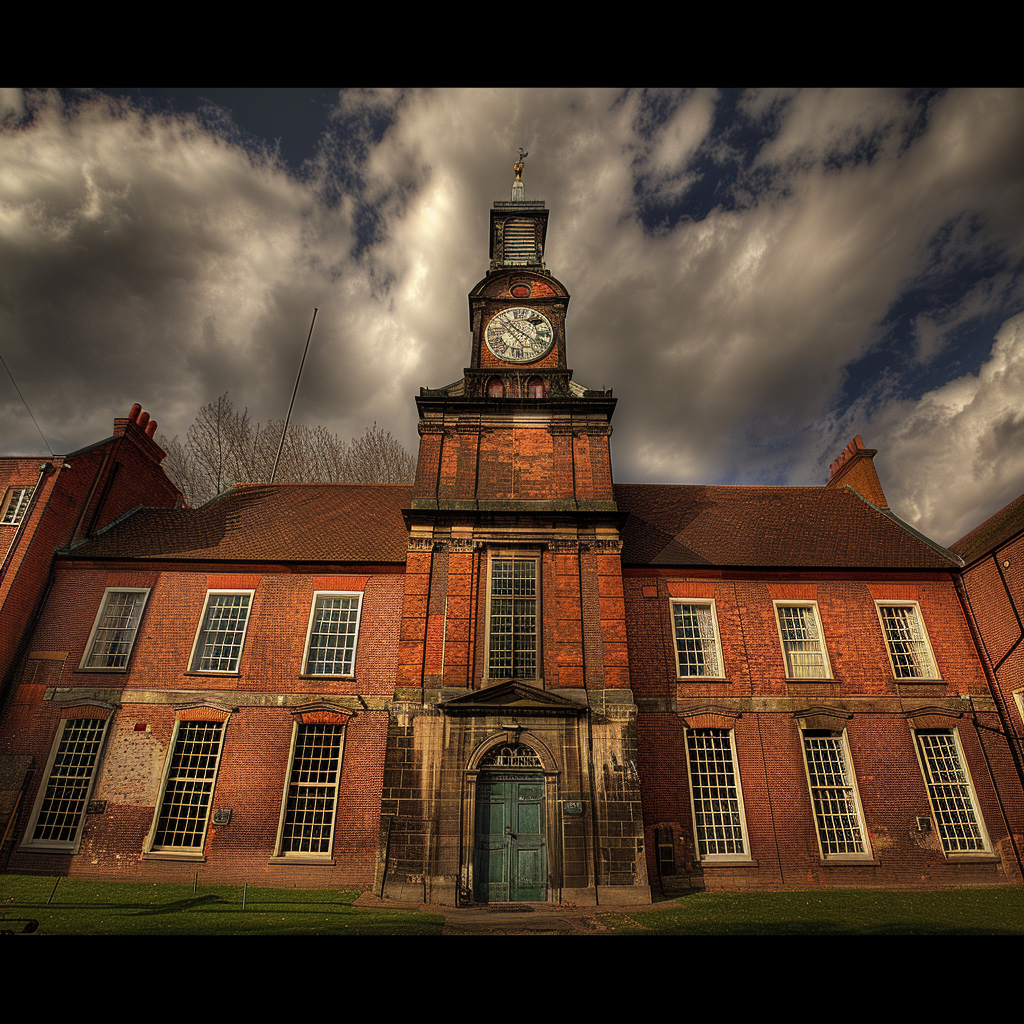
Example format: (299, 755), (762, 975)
(193, 872), (198, 895)
(46, 877), (60, 905)
(242, 882), (247, 910)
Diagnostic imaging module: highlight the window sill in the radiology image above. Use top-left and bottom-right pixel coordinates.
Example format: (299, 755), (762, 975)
(75, 667), (129, 674)
(298, 674), (355, 682)
(698, 858), (758, 868)
(482, 677), (543, 686)
(677, 677), (729, 683)
(940, 853), (1001, 863)
(18, 843), (79, 854)
(819, 858), (881, 866)
(141, 851), (207, 862)
(893, 677), (945, 684)
(182, 671), (242, 678)
(268, 856), (336, 866)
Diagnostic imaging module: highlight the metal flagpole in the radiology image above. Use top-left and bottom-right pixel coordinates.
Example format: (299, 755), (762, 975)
(271, 308), (318, 484)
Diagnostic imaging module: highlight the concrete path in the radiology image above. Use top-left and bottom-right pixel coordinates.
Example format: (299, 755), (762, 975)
(354, 892), (677, 935)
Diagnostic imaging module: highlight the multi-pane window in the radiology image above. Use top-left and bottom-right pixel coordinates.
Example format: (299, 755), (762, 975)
(81, 588), (149, 670)
(915, 730), (988, 853)
(189, 592), (252, 673)
(25, 718), (108, 848)
(278, 724), (345, 856)
(775, 603), (830, 678)
(2, 487), (32, 525)
(488, 557), (538, 679)
(686, 729), (748, 859)
(303, 594), (362, 676)
(673, 602), (723, 678)
(1015, 692), (1024, 731)
(151, 721), (224, 850)
(878, 603), (939, 679)
(802, 731), (870, 857)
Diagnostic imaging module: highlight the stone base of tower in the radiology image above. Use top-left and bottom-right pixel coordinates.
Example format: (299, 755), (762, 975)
(373, 684), (651, 906)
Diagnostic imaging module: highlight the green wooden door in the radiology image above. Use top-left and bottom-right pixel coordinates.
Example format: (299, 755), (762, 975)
(474, 773), (547, 902)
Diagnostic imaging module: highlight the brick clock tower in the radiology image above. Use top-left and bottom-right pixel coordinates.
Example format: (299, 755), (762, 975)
(377, 156), (650, 906)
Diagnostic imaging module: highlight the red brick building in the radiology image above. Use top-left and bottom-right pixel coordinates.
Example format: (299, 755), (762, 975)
(950, 493), (1024, 871)
(1, 170), (1022, 902)
(0, 405), (181, 690)
(622, 470), (1023, 891)
(0, 406), (182, 858)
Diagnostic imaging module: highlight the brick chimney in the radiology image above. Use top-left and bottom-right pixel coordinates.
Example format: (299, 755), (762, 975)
(826, 435), (887, 507)
(113, 403), (166, 461)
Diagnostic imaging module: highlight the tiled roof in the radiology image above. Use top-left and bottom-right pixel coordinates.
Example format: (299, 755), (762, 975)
(614, 484), (959, 569)
(67, 484), (413, 564)
(65, 480), (960, 570)
(950, 492), (1024, 566)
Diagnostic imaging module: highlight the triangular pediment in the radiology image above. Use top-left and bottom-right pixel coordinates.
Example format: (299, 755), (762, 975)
(442, 681), (585, 715)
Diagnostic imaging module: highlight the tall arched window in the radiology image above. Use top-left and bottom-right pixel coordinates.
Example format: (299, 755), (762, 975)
(528, 377), (546, 399)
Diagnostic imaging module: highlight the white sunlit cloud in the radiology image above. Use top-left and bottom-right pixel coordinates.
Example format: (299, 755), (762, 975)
(866, 313), (1024, 545)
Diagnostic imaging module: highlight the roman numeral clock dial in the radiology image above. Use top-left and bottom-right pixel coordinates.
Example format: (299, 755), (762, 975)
(484, 307), (554, 363)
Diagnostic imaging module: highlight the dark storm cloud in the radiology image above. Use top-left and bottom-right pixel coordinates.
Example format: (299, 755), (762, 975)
(2, 88), (1023, 546)
(0, 90), (392, 454)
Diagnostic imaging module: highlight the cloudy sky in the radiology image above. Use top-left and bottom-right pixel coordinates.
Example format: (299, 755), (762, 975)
(1, 88), (1022, 546)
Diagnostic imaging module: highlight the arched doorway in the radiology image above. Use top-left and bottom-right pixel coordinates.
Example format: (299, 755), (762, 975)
(473, 742), (547, 902)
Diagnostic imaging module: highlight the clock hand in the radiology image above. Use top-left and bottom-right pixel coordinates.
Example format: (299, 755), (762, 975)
(505, 319), (537, 345)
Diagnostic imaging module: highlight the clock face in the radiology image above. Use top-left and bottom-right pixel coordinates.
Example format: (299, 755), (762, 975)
(484, 307), (554, 363)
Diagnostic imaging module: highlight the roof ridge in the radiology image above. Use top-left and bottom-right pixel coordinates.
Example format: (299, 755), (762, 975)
(230, 481), (414, 490)
(950, 492), (1024, 562)
(842, 486), (963, 568)
(613, 482), (835, 492)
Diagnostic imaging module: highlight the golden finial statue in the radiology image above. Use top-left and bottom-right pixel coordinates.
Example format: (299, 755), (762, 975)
(512, 148), (528, 201)
(514, 148), (528, 181)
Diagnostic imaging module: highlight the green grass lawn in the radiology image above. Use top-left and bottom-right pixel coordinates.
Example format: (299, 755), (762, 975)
(599, 887), (1024, 935)
(0, 874), (444, 936)
(4, 875), (1023, 935)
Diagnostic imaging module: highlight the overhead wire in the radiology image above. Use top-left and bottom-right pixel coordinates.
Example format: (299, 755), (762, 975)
(0, 348), (54, 456)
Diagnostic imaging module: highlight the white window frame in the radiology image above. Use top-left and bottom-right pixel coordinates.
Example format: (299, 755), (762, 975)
(800, 730), (873, 860)
(773, 600), (832, 680)
(672, 600), (725, 679)
(301, 592), (363, 677)
(1014, 691), (1024, 730)
(21, 717), (110, 852)
(913, 728), (991, 855)
(485, 553), (541, 681)
(146, 719), (226, 854)
(79, 587), (151, 671)
(876, 601), (941, 680)
(274, 720), (347, 858)
(1, 486), (33, 526)
(685, 728), (751, 862)
(187, 590), (254, 674)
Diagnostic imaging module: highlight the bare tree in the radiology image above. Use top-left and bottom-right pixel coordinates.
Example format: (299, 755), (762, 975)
(159, 393), (416, 506)
(340, 422), (418, 484)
